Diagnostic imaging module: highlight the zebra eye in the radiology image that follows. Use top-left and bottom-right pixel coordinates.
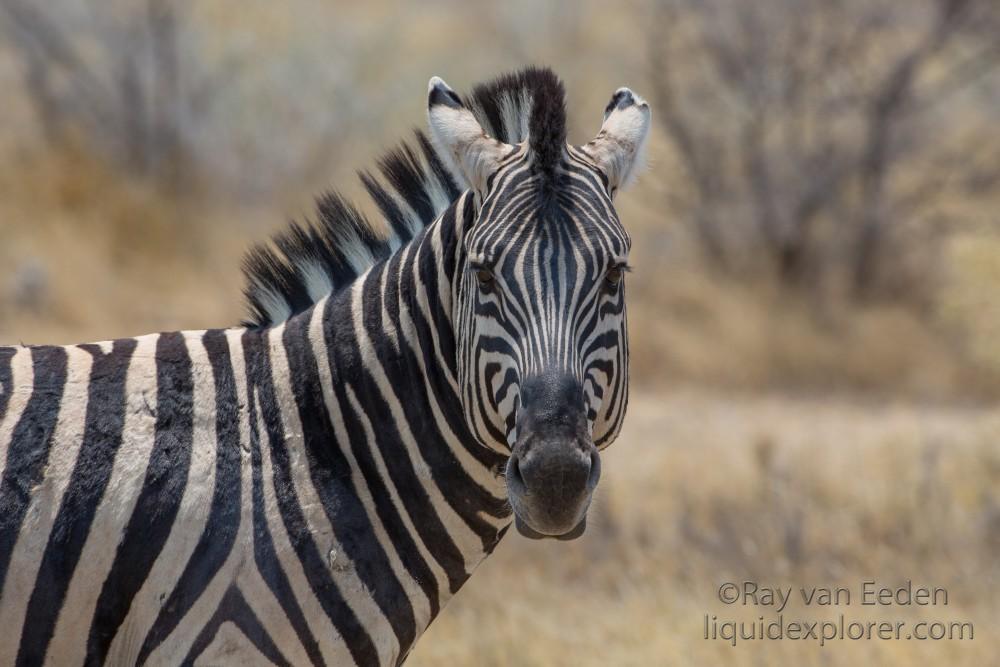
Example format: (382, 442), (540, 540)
(475, 267), (494, 286)
(605, 265), (624, 287)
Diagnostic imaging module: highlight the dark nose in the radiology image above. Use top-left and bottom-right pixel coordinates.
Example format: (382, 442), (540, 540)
(517, 372), (588, 433)
(507, 445), (601, 500)
(506, 443), (601, 538)
(506, 373), (602, 537)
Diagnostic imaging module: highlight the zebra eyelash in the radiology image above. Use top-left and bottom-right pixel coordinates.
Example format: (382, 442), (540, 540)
(601, 262), (631, 293)
(468, 262), (496, 286)
(468, 260), (493, 272)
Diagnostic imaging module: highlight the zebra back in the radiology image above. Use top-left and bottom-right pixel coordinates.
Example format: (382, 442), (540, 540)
(242, 66), (561, 328)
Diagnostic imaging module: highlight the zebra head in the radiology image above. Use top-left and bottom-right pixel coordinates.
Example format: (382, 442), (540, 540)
(427, 71), (651, 539)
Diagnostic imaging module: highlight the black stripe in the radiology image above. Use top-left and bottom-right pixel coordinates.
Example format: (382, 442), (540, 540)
(16, 338), (135, 666)
(325, 290), (468, 606)
(416, 130), (461, 200)
(184, 585), (290, 667)
(372, 250), (508, 549)
(320, 365), (422, 657)
(137, 329), (251, 664)
(0, 346), (16, 422)
(0, 346), (68, 590)
(86, 332), (194, 661)
(285, 307), (441, 615)
(362, 172), (415, 242)
(405, 217), (510, 476)
(243, 328), (370, 666)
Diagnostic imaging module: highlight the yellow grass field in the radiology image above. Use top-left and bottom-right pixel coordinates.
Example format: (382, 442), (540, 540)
(1, 143), (998, 667)
(2, 2), (999, 662)
(410, 391), (1000, 665)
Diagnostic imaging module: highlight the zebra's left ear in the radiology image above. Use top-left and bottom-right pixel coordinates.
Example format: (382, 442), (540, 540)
(427, 77), (512, 192)
(582, 88), (651, 195)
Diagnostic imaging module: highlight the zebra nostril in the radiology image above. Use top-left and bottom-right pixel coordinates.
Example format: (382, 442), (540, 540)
(586, 449), (601, 491)
(506, 454), (526, 495)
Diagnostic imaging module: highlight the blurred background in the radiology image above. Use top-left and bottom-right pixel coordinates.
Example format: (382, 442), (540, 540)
(1, 0), (999, 663)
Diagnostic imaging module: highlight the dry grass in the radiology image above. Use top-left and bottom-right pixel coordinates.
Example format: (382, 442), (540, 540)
(624, 266), (1000, 398)
(0, 146), (249, 343)
(1, 16), (999, 661)
(5, 146), (999, 401)
(5, 157), (997, 664)
(937, 232), (1000, 376)
(409, 390), (1000, 666)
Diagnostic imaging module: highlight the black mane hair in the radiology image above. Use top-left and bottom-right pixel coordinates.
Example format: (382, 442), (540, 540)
(465, 67), (567, 183)
(240, 131), (460, 327)
(242, 66), (568, 328)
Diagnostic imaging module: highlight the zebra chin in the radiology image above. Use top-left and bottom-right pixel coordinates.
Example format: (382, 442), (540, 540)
(504, 373), (602, 540)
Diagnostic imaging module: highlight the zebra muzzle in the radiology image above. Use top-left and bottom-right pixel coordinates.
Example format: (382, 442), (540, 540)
(506, 444), (599, 539)
(507, 372), (601, 539)
(506, 373), (601, 539)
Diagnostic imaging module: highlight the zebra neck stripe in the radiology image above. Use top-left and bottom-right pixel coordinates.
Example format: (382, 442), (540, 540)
(85, 331), (195, 662)
(242, 328), (369, 666)
(0, 346), (89, 667)
(0, 346), (67, 596)
(19, 337), (138, 666)
(183, 585), (291, 666)
(277, 316), (415, 663)
(135, 329), (249, 663)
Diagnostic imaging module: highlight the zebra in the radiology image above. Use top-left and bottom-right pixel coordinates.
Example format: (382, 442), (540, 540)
(0, 66), (650, 665)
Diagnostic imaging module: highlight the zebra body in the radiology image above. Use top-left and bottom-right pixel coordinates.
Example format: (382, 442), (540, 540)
(0, 67), (650, 665)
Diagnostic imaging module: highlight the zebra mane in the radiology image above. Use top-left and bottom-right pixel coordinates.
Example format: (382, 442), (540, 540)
(242, 66), (565, 328)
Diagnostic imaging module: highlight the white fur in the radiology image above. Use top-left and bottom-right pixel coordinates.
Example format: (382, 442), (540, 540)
(252, 282), (294, 324)
(426, 77), (511, 192)
(47, 333), (161, 661)
(0, 348), (33, 482)
(583, 88), (652, 192)
(104, 332), (219, 664)
(0, 346), (90, 666)
(300, 260), (335, 302)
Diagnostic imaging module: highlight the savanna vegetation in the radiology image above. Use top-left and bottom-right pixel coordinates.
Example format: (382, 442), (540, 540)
(1, 1), (998, 664)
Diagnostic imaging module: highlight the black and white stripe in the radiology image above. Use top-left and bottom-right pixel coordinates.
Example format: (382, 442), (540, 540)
(0, 67), (650, 665)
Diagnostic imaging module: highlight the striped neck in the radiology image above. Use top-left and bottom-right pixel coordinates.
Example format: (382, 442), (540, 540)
(252, 192), (511, 660)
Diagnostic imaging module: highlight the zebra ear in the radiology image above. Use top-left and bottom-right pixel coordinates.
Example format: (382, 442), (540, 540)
(582, 88), (651, 195)
(427, 77), (511, 192)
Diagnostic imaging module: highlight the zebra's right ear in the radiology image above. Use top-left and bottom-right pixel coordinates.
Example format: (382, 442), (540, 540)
(427, 77), (511, 192)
